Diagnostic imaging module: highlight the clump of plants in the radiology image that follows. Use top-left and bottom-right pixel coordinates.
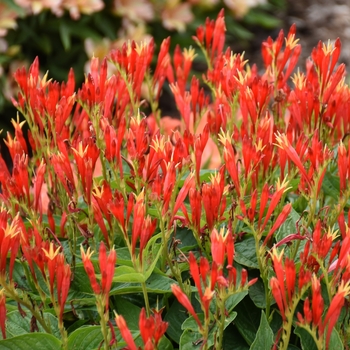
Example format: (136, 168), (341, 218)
(0, 10), (349, 350)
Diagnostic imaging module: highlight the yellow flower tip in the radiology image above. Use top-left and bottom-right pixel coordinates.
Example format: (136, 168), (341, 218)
(233, 69), (247, 85)
(183, 46), (197, 61)
(327, 227), (339, 241)
(92, 186), (103, 199)
(322, 40), (336, 56)
(218, 128), (232, 146)
(255, 139), (266, 153)
(285, 34), (300, 50)
(276, 177), (292, 193)
(150, 135), (166, 153)
(291, 70), (306, 89)
(134, 41), (147, 56)
(80, 246), (94, 260)
(270, 247), (285, 262)
(209, 172), (220, 185)
(11, 114), (26, 129)
(42, 242), (61, 261)
(71, 142), (88, 158)
(338, 280), (350, 297)
(135, 188), (145, 202)
(273, 131), (289, 149)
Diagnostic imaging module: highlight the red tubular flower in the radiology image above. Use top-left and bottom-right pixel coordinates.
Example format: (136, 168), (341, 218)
(81, 243), (116, 310)
(211, 228), (226, 267)
(56, 258), (71, 323)
(275, 132), (311, 188)
(210, 9), (226, 61)
(42, 242), (61, 296)
(72, 140), (100, 205)
(189, 188), (202, 233)
(310, 276), (324, 329)
(270, 277), (286, 322)
(139, 308), (155, 346)
(221, 137), (240, 197)
(115, 314), (138, 350)
(323, 281), (350, 348)
(0, 213), (21, 280)
(99, 243), (116, 309)
(91, 196), (110, 247)
(260, 179), (291, 233)
(138, 307), (168, 347)
(171, 172), (195, 224)
(338, 141), (348, 193)
(80, 246), (101, 295)
(189, 252), (202, 298)
(0, 291), (6, 339)
(33, 159), (46, 212)
(263, 203), (292, 246)
(151, 308), (168, 345)
(171, 284), (203, 330)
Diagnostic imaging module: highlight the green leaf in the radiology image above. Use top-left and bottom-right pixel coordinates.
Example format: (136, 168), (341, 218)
(112, 266), (146, 283)
(234, 237), (259, 269)
(226, 292), (248, 312)
(181, 314), (205, 331)
(327, 328), (344, 350)
(110, 273), (175, 295)
(4, 311), (60, 340)
(249, 311), (274, 350)
(248, 278), (266, 308)
(67, 325), (139, 350)
(158, 336), (174, 350)
(0, 333), (61, 349)
(164, 300), (188, 343)
(223, 324), (250, 350)
(294, 327), (317, 350)
(275, 207), (300, 242)
(114, 297), (141, 330)
(322, 172), (340, 200)
(244, 10), (282, 29)
(181, 312), (237, 347)
(143, 233), (163, 280)
(67, 326), (102, 350)
(172, 228), (198, 252)
(234, 297), (261, 345)
(179, 328), (203, 350)
(59, 22), (71, 51)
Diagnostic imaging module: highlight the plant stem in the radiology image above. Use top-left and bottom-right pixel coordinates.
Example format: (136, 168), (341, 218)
(141, 281), (151, 317)
(4, 286), (52, 334)
(216, 295), (227, 350)
(97, 297), (109, 350)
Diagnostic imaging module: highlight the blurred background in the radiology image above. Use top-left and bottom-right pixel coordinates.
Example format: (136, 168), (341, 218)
(0, 0), (349, 160)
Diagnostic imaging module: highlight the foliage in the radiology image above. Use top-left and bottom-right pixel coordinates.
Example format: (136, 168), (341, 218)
(0, 9), (350, 350)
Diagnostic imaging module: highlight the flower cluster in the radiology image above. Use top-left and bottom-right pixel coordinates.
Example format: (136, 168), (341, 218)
(0, 10), (349, 350)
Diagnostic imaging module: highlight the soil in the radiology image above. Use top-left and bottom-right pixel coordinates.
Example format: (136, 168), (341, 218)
(286, 0), (350, 67)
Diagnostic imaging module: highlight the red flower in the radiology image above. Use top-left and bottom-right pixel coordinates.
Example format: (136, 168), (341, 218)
(80, 246), (101, 294)
(81, 243), (116, 310)
(139, 308), (168, 347)
(0, 291), (6, 339)
(171, 284), (203, 330)
(115, 314), (138, 350)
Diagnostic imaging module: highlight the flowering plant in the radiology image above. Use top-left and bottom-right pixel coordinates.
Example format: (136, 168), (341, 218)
(0, 0), (283, 117)
(0, 10), (349, 350)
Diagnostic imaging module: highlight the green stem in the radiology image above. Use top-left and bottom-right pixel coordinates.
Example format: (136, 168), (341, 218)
(141, 281), (151, 317)
(4, 286), (52, 334)
(97, 297), (109, 350)
(216, 295), (227, 350)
